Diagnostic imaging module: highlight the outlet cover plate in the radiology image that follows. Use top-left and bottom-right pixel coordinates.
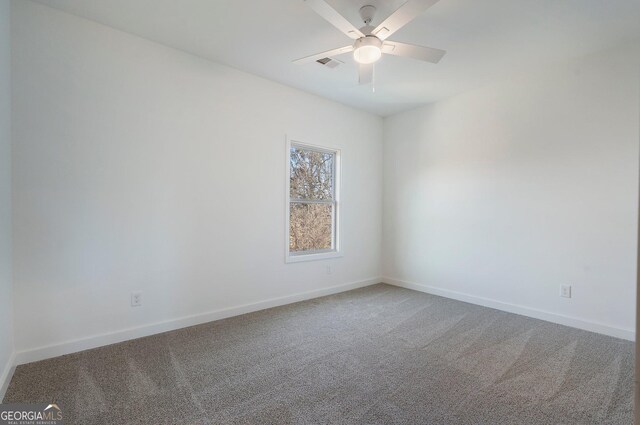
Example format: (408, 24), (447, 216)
(131, 291), (143, 307)
(560, 285), (572, 298)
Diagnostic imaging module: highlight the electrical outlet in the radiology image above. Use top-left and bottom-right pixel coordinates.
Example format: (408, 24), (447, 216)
(131, 291), (143, 307)
(326, 265), (332, 275)
(560, 285), (571, 298)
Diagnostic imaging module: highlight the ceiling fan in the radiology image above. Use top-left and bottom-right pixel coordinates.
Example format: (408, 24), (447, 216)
(294, 0), (446, 85)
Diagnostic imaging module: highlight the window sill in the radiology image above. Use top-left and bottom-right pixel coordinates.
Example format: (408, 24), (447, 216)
(285, 251), (342, 263)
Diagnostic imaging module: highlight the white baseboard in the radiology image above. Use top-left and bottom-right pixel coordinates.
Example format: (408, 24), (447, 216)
(383, 277), (635, 341)
(0, 351), (16, 402)
(15, 278), (381, 366)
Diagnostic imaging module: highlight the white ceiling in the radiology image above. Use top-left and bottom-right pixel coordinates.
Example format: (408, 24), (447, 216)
(35, 0), (640, 116)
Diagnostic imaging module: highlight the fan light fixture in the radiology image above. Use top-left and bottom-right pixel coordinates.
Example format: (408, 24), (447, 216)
(353, 36), (382, 64)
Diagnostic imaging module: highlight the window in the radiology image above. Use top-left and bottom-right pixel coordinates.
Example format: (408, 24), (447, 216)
(286, 139), (340, 262)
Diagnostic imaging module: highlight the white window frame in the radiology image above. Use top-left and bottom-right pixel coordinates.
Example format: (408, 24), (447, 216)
(285, 136), (341, 263)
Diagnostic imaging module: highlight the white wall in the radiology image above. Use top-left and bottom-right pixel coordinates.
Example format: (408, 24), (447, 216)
(383, 42), (640, 340)
(0, 0), (14, 396)
(11, 1), (382, 360)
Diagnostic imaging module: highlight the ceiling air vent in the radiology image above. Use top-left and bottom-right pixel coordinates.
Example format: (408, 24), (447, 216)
(316, 57), (342, 68)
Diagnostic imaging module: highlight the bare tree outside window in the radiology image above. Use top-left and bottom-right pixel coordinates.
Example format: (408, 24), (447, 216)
(289, 144), (338, 254)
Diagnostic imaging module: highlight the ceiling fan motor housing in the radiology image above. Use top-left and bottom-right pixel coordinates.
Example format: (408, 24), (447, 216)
(354, 36), (382, 50)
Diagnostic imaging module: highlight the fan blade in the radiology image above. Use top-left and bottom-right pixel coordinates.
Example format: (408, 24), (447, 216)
(359, 63), (373, 85)
(293, 45), (354, 64)
(372, 0), (440, 40)
(304, 0), (365, 40)
(382, 41), (446, 63)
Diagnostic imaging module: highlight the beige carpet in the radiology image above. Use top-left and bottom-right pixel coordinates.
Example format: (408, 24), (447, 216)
(3, 284), (634, 424)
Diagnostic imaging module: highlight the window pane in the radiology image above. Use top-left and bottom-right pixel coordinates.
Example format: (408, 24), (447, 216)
(289, 203), (333, 252)
(290, 146), (334, 201)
